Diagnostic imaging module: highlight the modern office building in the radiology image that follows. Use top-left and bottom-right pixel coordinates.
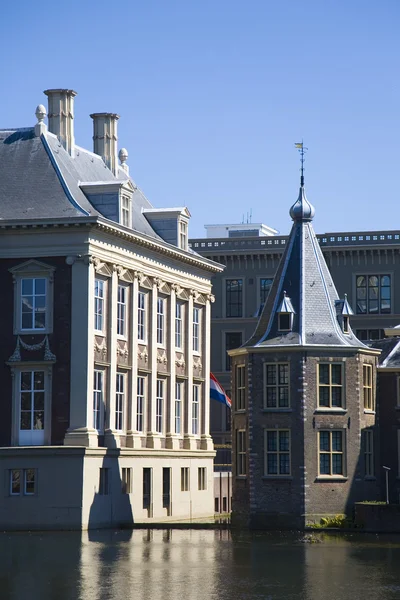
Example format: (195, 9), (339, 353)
(0, 89), (223, 530)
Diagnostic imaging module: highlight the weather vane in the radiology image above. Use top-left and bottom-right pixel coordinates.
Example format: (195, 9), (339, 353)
(295, 141), (308, 186)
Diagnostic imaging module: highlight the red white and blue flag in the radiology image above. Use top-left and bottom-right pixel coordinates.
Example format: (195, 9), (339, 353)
(210, 373), (231, 408)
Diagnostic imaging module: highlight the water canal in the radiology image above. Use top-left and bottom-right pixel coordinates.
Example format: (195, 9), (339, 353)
(1, 529), (400, 599)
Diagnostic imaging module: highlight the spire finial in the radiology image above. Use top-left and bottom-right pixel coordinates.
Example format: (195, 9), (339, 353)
(295, 141), (308, 187)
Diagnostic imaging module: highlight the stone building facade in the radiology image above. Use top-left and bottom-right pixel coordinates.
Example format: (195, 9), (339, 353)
(228, 180), (381, 528)
(0, 89), (222, 530)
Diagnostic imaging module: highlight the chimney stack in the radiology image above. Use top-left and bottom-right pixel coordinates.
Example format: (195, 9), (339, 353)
(90, 113), (120, 176)
(43, 89), (77, 156)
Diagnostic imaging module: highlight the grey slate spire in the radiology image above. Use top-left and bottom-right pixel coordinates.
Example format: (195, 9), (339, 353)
(246, 178), (366, 349)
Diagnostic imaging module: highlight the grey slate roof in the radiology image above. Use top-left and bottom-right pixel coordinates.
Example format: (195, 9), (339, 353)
(246, 183), (369, 349)
(371, 338), (400, 368)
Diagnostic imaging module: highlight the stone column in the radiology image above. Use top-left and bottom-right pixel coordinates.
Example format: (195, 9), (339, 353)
(126, 271), (141, 448)
(147, 278), (161, 449)
(64, 256), (98, 447)
(201, 294), (214, 450)
(104, 265), (120, 448)
(166, 284), (179, 449)
(183, 290), (196, 450)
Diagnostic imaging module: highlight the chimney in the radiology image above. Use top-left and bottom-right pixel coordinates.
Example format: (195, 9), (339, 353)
(43, 89), (77, 156)
(90, 113), (120, 176)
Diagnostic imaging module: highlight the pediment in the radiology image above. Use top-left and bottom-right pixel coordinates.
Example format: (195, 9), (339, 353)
(177, 287), (190, 300)
(9, 259), (55, 275)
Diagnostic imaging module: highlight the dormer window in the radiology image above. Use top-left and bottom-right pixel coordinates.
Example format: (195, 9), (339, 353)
(279, 313), (292, 331)
(179, 220), (188, 250)
(343, 316), (349, 334)
(335, 294), (353, 335)
(277, 291), (295, 333)
(121, 194), (131, 227)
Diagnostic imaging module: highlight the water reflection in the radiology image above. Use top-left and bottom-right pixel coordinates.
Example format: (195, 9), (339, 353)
(0, 530), (400, 600)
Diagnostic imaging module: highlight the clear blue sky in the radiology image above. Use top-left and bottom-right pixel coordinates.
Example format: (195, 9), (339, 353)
(1, 0), (399, 237)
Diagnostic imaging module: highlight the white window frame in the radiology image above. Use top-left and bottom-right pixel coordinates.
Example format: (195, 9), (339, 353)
(157, 297), (165, 346)
(198, 467), (207, 490)
(94, 278), (105, 333)
(179, 219), (188, 250)
(10, 469), (21, 496)
(10, 260), (55, 335)
(120, 193), (131, 227)
(24, 468), (36, 496)
(138, 291), (147, 342)
(264, 429), (291, 476)
(318, 430), (346, 477)
(193, 307), (201, 354)
(175, 381), (183, 435)
(181, 466), (190, 491)
(263, 362), (290, 409)
(175, 302), (183, 349)
(136, 376), (146, 432)
(192, 384), (200, 435)
(236, 364), (246, 411)
(278, 312), (293, 332)
(115, 372), (126, 431)
(156, 379), (164, 434)
(11, 366), (52, 446)
(93, 370), (105, 432)
(117, 284), (128, 338)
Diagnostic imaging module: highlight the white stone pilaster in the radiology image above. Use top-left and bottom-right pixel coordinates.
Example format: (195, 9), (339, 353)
(126, 272), (141, 448)
(184, 290), (196, 450)
(201, 295), (214, 450)
(147, 279), (161, 448)
(166, 285), (179, 449)
(104, 266), (120, 448)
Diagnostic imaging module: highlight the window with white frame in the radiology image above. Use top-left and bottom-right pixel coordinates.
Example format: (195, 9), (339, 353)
(175, 381), (183, 434)
(156, 379), (164, 433)
(363, 429), (374, 477)
(264, 363), (289, 409)
(181, 467), (190, 491)
(10, 469), (37, 496)
(179, 220), (188, 250)
(121, 194), (131, 227)
(236, 365), (246, 410)
(115, 373), (125, 431)
(157, 297), (165, 345)
(21, 278), (47, 331)
(138, 291), (146, 341)
(318, 363), (344, 408)
(19, 370), (46, 446)
(319, 430), (345, 476)
(193, 307), (201, 353)
(117, 285), (127, 337)
(264, 429), (291, 476)
(198, 467), (206, 490)
(175, 302), (183, 349)
(94, 279), (105, 332)
(93, 370), (104, 431)
(24, 469), (36, 495)
(136, 376), (145, 432)
(363, 364), (374, 411)
(236, 430), (247, 476)
(192, 384), (200, 435)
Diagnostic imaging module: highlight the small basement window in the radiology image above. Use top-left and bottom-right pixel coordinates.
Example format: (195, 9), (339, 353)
(278, 313), (292, 331)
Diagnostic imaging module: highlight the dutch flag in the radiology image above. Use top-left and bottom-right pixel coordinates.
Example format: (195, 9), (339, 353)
(210, 373), (231, 409)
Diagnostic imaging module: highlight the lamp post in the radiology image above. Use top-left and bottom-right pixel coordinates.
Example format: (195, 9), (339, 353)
(383, 466), (391, 504)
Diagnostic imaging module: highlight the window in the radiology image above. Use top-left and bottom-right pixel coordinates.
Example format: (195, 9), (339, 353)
(138, 292), (146, 341)
(363, 364), (374, 411)
(117, 285), (127, 337)
(143, 468), (151, 509)
(356, 329), (384, 341)
(278, 313), (292, 331)
(318, 363), (343, 408)
(156, 379), (164, 434)
(137, 376), (145, 432)
(175, 302), (183, 348)
(319, 431), (345, 476)
(236, 430), (247, 476)
(19, 370), (46, 446)
(265, 430), (291, 476)
(121, 194), (131, 227)
(236, 365), (246, 410)
(93, 370), (104, 431)
(121, 467), (132, 494)
(9, 469), (37, 496)
(192, 384), (200, 435)
(181, 467), (190, 491)
(225, 332), (242, 371)
(226, 279), (243, 318)
(94, 279), (105, 331)
(193, 307), (200, 352)
(343, 316), (349, 334)
(356, 275), (391, 314)
(198, 467), (206, 490)
(264, 363), (289, 409)
(99, 468), (109, 495)
(179, 220), (188, 250)
(115, 373), (125, 431)
(157, 297), (165, 345)
(175, 382), (183, 434)
(260, 278), (273, 304)
(21, 278), (46, 330)
(363, 430), (374, 477)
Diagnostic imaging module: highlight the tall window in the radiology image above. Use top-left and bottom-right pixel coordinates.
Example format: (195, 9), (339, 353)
(179, 220), (188, 249)
(94, 279), (105, 332)
(157, 297), (165, 345)
(99, 468), (109, 495)
(175, 382), (183, 434)
(121, 467), (132, 494)
(156, 379), (164, 433)
(93, 370), (104, 431)
(21, 278), (46, 330)
(265, 430), (291, 476)
(264, 363), (289, 409)
(318, 363), (343, 408)
(356, 275), (391, 314)
(236, 430), (247, 476)
(19, 370), (45, 446)
(138, 292), (146, 341)
(117, 285), (127, 337)
(260, 278), (273, 304)
(136, 376), (145, 432)
(226, 279), (243, 318)
(175, 302), (183, 348)
(115, 373), (125, 431)
(198, 467), (206, 490)
(181, 467), (190, 491)
(319, 431), (345, 476)
(192, 384), (200, 435)
(225, 332), (242, 371)
(363, 364), (374, 411)
(363, 430), (374, 477)
(236, 365), (246, 410)
(121, 195), (131, 227)
(193, 307), (200, 352)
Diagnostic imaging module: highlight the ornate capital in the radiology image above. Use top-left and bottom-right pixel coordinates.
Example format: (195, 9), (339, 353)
(113, 264), (124, 276)
(133, 270), (144, 284)
(189, 288), (198, 300)
(153, 277), (164, 290)
(207, 293), (215, 303)
(171, 283), (181, 294)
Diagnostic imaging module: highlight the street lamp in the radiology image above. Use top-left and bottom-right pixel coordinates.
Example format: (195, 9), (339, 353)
(383, 466), (391, 504)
